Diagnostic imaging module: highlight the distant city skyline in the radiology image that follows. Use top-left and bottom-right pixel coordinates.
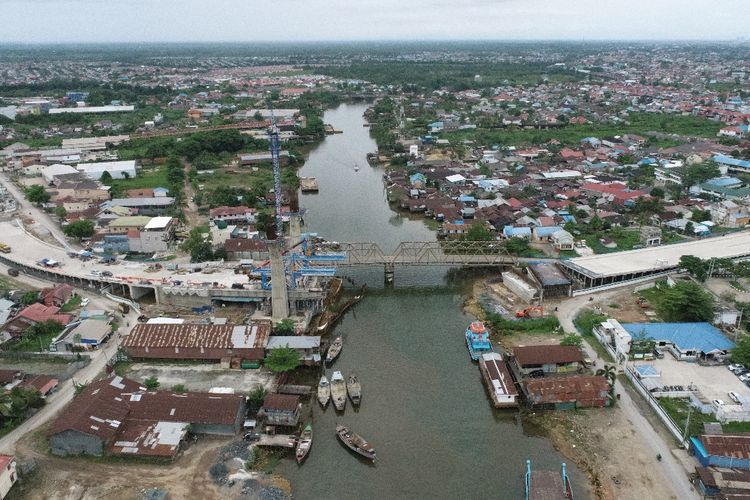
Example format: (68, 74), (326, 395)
(2, 0), (748, 44)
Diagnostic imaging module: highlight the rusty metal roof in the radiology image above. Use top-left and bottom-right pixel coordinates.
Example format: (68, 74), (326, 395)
(700, 434), (750, 460)
(123, 321), (270, 350)
(526, 375), (609, 404)
(513, 345), (583, 367)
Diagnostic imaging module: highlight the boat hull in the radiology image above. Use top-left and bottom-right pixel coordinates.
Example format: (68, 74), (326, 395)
(336, 425), (376, 461)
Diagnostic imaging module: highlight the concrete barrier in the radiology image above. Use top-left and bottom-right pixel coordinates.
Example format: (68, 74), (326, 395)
(624, 365), (687, 446)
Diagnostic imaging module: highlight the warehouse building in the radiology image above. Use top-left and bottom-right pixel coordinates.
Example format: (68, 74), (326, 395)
(76, 160), (137, 180)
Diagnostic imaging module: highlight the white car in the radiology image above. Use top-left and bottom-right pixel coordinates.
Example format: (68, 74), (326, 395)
(740, 374), (750, 383)
(729, 363), (744, 371)
(80, 297), (90, 307)
(729, 391), (742, 404)
(713, 399), (726, 407)
(89, 270), (101, 277)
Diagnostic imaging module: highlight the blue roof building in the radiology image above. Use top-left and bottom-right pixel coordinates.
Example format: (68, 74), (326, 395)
(714, 154), (750, 171)
(410, 173), (427, 187)
(620, 322), (734, 361)
(503, 226), (532, 238)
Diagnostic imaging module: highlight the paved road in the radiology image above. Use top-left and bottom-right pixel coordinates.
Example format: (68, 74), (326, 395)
(0, 173), (75, 251)
(556, 290), (700, 500)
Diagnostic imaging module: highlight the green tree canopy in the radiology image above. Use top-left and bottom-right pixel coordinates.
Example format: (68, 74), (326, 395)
(144, 376), (160, 389)
(181, 226), (214, 262)
(658, 281), (715, 322)
(464, 223), (494, 241)
(25, 185), (50, 205)
(264, 346), (301, 373)
(63, 219), (95, 239)
(679, 255), (709, 282)
(99, 170), (113, 184)
(505, 237), (530, 256)
(272, 319), (296, 335)
(682, 161), (720, 190)
(732, 336), (750, 366)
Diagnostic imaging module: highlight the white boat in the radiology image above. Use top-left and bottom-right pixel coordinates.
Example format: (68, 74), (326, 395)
(331, 371), (347, 411)
(318, 375), (331, 408)
(346, 374), (361, 406)
(326, 337), (343, 365)
(296, 423), (313, 464)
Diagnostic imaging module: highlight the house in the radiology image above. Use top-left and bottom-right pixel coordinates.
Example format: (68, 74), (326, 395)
(105, 197), (175, 216)
(550, 230), (575, 250)
(127, 217), (177, 253)
(53, 318), (112, 351)
(711, 200), (750, 228)
(524, 375), (611, 410)
(39, 284), (74, 308)
(691, 434), (750, 470)
(694, 466), (750, 498)
(0, 370), (22, 390)
(121, 322), (270, 363)
(259, 394), (301, 427)
(266, 336), (321, 365)
(0, 455), (17, 499)
(209, 206), (257, 225)
(3, 303), (72, 338)
(511, 345), (583, 376)
(41, 164), (78, 184)
(49, 376), (246, 458)
(20, 375), (59, 396)
(224, 238), (269, 260)
(619, 322), (734, 362)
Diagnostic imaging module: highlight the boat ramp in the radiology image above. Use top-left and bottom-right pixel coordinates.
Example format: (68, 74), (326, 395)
(524, 460), (574, 500)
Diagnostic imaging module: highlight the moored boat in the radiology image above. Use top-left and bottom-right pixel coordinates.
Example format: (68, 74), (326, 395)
(326, 337), (343, 365)
(296, 423), (313, 464)
(346, 374), (361, 406)
(330, 371), (347, 411)
(465, 321), (493, 361)
(336, 424), (376, 461)
(318, 375), (331, 408)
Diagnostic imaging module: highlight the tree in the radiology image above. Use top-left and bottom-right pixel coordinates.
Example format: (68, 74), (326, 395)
(650, 187), (665, 199)
(679, 255), (708, 282)
(560, 334), (583, 348)
(25, 185), (50, 205)
(171, 384), (187, 393)
(658, 281), (714, 322)
(732, 335), (750, 366)
(264, 346), (301, 373)
(272, 319), (296, 335)
(682, 161), (720, 191)
(691, 209), (712, 223)
(181, 227), (214, 262)
(247, 387), (268, 415)
(63, 219), (95, 239)
(54, 206), (67, 218)
(20, 290), (39, 305)
(464, 223), (494, 241)
(596, 364), (617, 386)
(99, 170), (113, 184)
(144, 376), (160, 389)
(504, 237), (530, 256)
(684, 221), (694, 235)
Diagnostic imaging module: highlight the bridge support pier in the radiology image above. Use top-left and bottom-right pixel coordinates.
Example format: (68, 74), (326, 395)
(384, 263), (395, 287)
(270, 242), (290, 320)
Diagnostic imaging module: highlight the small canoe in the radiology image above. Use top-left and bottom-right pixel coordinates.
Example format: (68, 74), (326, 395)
(346, 374), (361, 406)
(336, 424), (376, 461)
(296, 423), (313, 464)
(331, 371), (347, 411)
(326, 337), (343, 365)
(318, 375), (331, 408)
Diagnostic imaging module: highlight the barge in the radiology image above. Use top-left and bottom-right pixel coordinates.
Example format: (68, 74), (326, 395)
(300, 177), (319, 192)
(479, 352), (518, 408)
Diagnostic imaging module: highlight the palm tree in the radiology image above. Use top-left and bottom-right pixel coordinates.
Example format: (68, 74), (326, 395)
(596, 364), (617, 386)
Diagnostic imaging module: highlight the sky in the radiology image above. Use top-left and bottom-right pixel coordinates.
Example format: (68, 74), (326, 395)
(2, 0), (748, 43)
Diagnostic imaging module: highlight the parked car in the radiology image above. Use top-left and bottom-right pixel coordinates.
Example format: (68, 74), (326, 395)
(101, 271), (113, 277)
(739, 374), (750, 383)
(713, 399), (726, 407)
(231, 283), (245, 289)
(729, 363), (744, 371)
(729, 391), (742, 404)
(89, 270), (101, 277)
(733, 367), (749, 375)
(80, 298), (90, 307)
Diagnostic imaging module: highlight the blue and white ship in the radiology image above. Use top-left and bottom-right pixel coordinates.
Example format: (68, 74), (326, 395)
(465, 321), (493, 361)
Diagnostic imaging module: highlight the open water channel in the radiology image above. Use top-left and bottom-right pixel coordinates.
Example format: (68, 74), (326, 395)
(278, 103), (590, 499)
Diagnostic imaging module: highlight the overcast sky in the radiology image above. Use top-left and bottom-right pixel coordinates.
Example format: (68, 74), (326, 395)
(2, 0), (748, 43)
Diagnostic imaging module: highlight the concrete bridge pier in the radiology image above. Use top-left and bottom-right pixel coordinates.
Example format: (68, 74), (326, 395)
(270, 242), (290, 321)
(384, 263), (395, 287)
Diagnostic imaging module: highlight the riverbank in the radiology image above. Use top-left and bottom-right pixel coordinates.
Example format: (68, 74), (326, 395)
(464, 275), (681, 500)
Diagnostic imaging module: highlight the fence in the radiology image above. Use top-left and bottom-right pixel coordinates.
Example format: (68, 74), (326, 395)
(624, 365), (688, 446)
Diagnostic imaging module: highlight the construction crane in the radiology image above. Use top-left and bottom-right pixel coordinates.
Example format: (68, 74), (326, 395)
(267, 102), (284, 245)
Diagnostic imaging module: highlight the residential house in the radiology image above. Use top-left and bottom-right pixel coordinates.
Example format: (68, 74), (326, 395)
(0, 455), (17, 499)
(711, 200), (750, 228)
(3, 303), (72, 338)
(550, 229), (575, 250)
(511, 345), (583, 376)
(266, 336), (321, 365)
(639, 226), (662, 246)
(209, 206), (257, 225)
(105, 197), (175, 216)
(259, 394), (301, 427)
(127, 217), (177, 253)
(20, 375), (59, 397)
(224, 238), (269, 260)
(40, 284), (74, 308)
(694, 466), (750, 498)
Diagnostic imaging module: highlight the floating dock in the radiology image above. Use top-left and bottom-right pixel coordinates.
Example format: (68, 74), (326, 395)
(525, 460), (574, 500)
(479, 352), (518, 408)
(324, 124), (343, 134)
(300, 177), (319, 192)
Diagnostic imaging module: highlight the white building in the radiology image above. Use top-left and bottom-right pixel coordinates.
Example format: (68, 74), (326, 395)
(0, 455), (17, 499)
(76, 160), (137, 180)
(41, 163), (78, 184)
(49, 105), (134, 114)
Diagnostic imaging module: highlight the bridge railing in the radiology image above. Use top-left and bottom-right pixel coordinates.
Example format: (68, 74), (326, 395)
(334, 241), (518, 266)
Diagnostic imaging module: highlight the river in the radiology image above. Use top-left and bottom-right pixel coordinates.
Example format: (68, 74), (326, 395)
(278, 103), (590, 499)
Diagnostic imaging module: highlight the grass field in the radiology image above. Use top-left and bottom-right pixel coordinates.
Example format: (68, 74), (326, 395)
(108, 165), (170, 198)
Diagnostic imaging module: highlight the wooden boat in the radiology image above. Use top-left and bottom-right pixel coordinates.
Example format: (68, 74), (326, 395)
(336, 424), (376, 461)
(330, 371), (347, 411)
(317, 322), (328, 332)
(295, 423), (313, 464)
(326, 337), (343, 365)
(317, 375), (331, 408)
(346, 374), (361, 406)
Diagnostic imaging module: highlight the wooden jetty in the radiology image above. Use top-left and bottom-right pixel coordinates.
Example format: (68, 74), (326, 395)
(525, 460), (573, 500)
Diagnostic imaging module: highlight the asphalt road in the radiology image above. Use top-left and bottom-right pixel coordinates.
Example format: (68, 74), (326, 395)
(556, 290), (700, 500)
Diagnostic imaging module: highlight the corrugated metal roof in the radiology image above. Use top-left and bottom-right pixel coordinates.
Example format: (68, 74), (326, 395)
(513, 345), (583, 366)
(123, 322), (270, 350)
(620, 322), (735, 353)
